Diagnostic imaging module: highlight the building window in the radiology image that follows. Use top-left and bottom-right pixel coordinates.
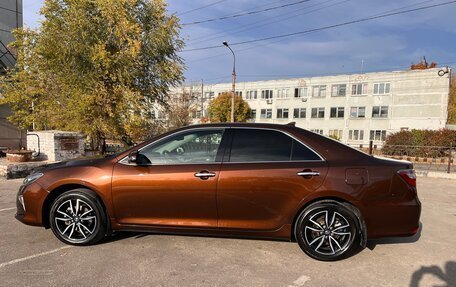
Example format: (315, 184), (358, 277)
(349, 130), (364, 141)
(331, 84), (347, 97)
(370, 130), (387, 141)
(350, 106), (366, 118)
(204, 92), (215, 99)
(246, 90), (258, 100)
(351, 83), (368, 96)
(310, 129), (324, 135)
(260, 109), (272, 119)
(372, 106), (389, 118)
(294, 87), (308, 98)
(277, 88), (290, 99)
(276, 108), (289, 119)
(235, 91), (242, 97)
(330, 107), (345, 118)
(311, 107), (325, 118)
(261, 90), (273, 99)
(293, 108), (306, 119)
(329, 129), (343, 140)
(373, 83), (390, 95)
(250, 109), (257, 120)
(312, 85), (327, 98)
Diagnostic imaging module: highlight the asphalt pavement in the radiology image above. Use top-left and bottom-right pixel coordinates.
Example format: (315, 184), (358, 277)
(0, 177), (455, 287)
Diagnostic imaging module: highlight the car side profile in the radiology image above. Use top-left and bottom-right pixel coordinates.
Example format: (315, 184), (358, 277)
(16, 123), (421, 261)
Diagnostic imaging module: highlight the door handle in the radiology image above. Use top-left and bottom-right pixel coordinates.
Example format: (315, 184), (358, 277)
(297, 171), (320, 177)
(194, 171), (216, 179)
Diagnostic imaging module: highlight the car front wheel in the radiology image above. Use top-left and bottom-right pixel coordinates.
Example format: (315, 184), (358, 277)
(49, 189), (107, 245)
(295, 200), (360, 261)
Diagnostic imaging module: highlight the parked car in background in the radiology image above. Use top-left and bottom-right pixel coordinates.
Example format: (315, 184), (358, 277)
(16, 123), (421, 261)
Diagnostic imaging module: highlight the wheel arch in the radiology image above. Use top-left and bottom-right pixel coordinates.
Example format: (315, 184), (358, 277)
(42, 183), (110, 232)
(291, 196), (367, 248)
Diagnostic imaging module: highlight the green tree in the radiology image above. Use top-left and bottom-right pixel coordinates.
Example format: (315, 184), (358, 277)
(207, 92), (251, 123)
(0, 0), (184, 152)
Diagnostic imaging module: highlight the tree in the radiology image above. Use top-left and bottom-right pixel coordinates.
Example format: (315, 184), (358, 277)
(207, 92), (251, 123)
(448, 74), (456, 125)
(0, 0), (184, 152)
(410, 57), (437, 70)
(163, 89), (198, 130)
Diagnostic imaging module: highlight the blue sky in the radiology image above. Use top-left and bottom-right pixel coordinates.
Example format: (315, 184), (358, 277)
(23, 0), (456, 84)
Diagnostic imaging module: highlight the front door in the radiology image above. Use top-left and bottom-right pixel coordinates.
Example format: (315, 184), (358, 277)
(111, 128), (226, 227)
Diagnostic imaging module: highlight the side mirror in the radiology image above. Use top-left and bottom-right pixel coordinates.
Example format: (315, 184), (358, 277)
(128, 151), (138, 163)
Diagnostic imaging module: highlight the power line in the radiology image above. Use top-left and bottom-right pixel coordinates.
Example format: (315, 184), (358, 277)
(188, 0), (346, 46)
(182, 0), (456, 52)
(182, 0), (312, 26)
(177, 0), (229, 16)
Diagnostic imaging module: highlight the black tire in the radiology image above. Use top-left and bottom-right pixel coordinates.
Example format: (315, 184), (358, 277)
(295, 200), (360, 261)
(49, 189), (107, 245)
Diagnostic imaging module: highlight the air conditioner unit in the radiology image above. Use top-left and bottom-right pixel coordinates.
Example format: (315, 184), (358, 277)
(301, 97), (308, 102)
(266, 99), (273, 104)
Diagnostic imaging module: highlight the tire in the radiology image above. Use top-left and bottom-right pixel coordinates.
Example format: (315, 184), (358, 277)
(49, 189), (107, 245)
(294, 200), (360, 261)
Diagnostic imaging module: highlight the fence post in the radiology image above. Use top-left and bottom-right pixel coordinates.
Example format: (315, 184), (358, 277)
(369, 140), (373, 155)
(448, 143), (453, 174)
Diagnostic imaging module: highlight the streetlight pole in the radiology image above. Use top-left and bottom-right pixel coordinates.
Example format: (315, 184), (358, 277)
(223, 41), (236, 123)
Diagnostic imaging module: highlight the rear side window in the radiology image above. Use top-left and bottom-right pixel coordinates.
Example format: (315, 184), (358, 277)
(229, 129), (320, 162)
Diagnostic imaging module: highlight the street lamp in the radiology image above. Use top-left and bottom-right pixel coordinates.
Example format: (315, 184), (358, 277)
(223, 41), (236, 123)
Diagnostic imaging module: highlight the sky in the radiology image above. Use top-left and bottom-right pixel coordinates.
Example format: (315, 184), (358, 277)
(23, 0), (456, 84)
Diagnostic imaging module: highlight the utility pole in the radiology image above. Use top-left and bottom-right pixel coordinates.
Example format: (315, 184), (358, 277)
(201, 79), (204, 119)
(223, 41), (236, 123)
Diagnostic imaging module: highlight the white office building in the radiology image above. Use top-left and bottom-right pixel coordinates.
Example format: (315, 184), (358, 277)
(170, 68), (451, 147)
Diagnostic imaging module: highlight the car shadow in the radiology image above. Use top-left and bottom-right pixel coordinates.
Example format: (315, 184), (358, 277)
(366, 222), (423, 250)
(409, 261), (456, 287)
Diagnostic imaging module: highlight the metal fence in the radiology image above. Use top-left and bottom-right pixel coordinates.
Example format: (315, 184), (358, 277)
(364, 143), (455, 174)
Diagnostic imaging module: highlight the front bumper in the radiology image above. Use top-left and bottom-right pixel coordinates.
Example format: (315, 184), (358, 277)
(15, 182), (49, 226)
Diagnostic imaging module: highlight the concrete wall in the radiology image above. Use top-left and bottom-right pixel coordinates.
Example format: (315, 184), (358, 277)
(27, 131), (85, 162)
(172, 68), (450, 147)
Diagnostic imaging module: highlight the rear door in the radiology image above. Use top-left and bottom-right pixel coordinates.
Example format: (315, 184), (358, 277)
(216, 128), (328, 230)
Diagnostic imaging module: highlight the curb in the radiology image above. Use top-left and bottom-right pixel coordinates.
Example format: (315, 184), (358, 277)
(416, 171), (456, 180)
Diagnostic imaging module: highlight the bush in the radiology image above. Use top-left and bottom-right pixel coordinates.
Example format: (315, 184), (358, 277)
(382, 129), (456, 157)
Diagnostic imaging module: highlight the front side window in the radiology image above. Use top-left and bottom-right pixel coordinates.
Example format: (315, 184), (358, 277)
(229, 129), (320, 162)
(140, 130), (224, 164)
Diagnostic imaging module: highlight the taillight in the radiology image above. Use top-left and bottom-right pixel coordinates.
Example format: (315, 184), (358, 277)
(397, 169), (416, 187)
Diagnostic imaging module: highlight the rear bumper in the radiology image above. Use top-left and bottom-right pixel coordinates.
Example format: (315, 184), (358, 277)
(364, 194), (421, 239)
(15, 182), (48, 227)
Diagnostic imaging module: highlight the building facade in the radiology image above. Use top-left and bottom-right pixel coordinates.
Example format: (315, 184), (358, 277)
(0, 0), (24, 150)
(172, 68), (450, 147)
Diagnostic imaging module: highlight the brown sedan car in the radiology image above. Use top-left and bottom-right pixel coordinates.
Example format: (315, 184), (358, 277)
(16, 123), (421, 261)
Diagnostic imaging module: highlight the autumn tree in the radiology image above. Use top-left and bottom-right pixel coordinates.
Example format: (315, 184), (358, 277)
(410, 57), (437, 70)
(207, 92), (251, 123)
(0, 0), (184, 152)
(448, 74), (456, 125)
(163, 90), (198, 129)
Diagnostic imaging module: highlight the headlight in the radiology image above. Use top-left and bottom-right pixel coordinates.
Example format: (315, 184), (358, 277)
(23, 172), (44, 185)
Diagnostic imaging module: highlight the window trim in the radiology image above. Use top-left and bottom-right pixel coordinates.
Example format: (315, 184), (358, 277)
(225, 127), (325, 163)
(119, 127), (325, 165)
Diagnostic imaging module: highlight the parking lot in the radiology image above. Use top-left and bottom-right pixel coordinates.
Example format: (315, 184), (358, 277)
(0, 177), (455, 287)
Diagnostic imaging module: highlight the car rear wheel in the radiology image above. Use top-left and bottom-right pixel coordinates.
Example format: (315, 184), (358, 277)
(295, 200), (360, 261)
(49, 189), (107, 245)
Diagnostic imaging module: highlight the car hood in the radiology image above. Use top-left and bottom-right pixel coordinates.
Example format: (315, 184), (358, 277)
(35, 156), (113, 173)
